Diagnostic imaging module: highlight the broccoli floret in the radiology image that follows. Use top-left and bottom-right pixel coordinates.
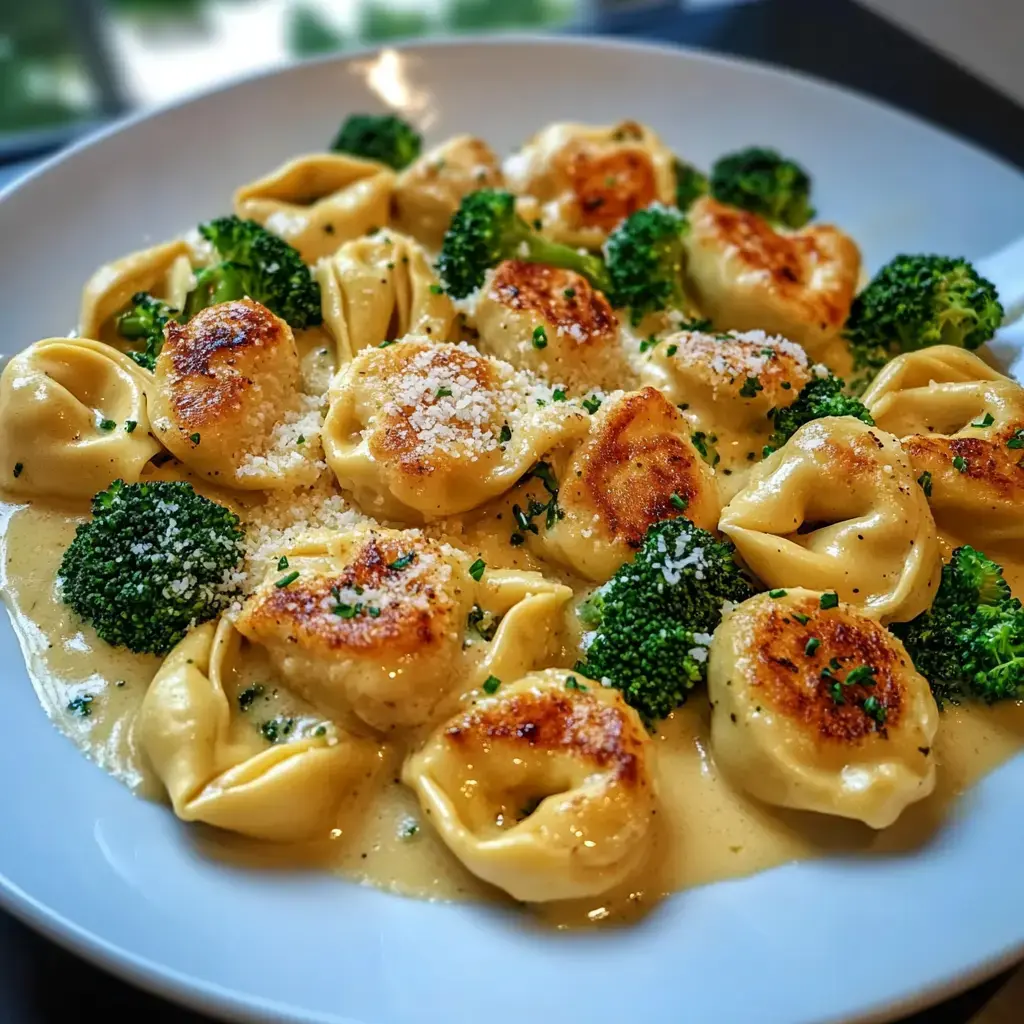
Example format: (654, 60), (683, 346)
(710, 147), (815, 228)
(674, 158), (708, 210)
(605, 204), (689, 323)
(891, 546), (1024, 705)
(330, 114), (421, 170)
(576, 517), (756, 723)
(437, 189), (611, 299)
(763, 376), (874, 456)
(844, 254), (1003, 373)
(184, 216), (322, 329)
(116, 291), (177, 371)
(58, 480), (245, 655)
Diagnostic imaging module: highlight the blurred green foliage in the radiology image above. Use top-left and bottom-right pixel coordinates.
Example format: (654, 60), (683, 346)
(287, 5), (349, 57)
(446, 0), (558, 30)
(358, 2), (432, 43)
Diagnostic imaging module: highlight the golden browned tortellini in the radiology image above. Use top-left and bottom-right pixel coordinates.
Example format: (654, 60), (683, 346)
(79, 240), (194, 342)
(235, 526), (572, 734)
(683, 197), (861, 362)
(708, 589), (938, 829)
(137, 620), (379, 841)
(521, 387), (720, 581)
(393, 135), (504, 250)
(720, 418), (941, 622)
(862, 346), (1017, 436)
(402, 668), (656, 902)
(149, 298), (323, 490)
(503, 121), (676, 248)
(322, 337), (590, 521)
(234, 154), (395, 263)
(315, 230), (457, 362)
(897, 380), (1024, 554)
(469, 259), (635, 393)
(639, 328), (812, 442)
(0, 339), (161, 499)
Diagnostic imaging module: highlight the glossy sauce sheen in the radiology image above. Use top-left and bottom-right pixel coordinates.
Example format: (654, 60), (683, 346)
(4, 501), (1023, 929)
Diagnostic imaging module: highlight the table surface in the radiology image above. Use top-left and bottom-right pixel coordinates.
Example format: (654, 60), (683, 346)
(1, 1), (1022, 1021)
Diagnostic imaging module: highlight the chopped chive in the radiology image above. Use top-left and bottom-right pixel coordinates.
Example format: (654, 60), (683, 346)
(565, 675), (587, 691)
(189, 432), (201, 445)
(435, 386), (453, 398)
(844, 665), (877, 687)
(666, 344), (678, 357)
(670, 492), (688, 510)
(499, 423), (512, 443)
(552, 388), (567, 402)
(563, 287), (576, 299)
(862, 695), (887, 725)
(532, 325), (548, 349)
(952, 455), (968, 473)
(1007, 429), (1024, 449)
(819, 592), (839, 609)
(388, 553), (415, 571)
(582, 395), (602, 414)
(972, 412), (994, 428)
(99, 418), (117, 432)
(917, 470), (932, 497)
(793, 612), (810, 625)
(482, 675), (501, 694)
(768, 589), (787, 598)
(275, 570), (300, 588)
(124, 420), (138, 433)
(429, 284), (444, 295)
(739, 377), (763, 398)
(277, 556), (289, 570)
(805, 637), (820, 656)
(468, 558), (486, 582)
(67, 694), (94, 717)
(378, 338), (396, 348)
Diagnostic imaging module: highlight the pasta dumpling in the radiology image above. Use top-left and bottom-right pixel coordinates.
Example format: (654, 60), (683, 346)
(79, 240), (194, 342)
(234, 154), (395, 262)
(402, 668), (657, 902)
(0, 338), (161, 499)
(315, 230), (457, 363)
(137, 620), (379, 841)
(523, 387), (720, 581)
(708, 589), (938, 829)
(469, 259), (635, 393)
(719, 417), (941, 622)
(322, 337), (591, 521)
(683, 196), (861, 362)
(149, 298), (322, 490)
(393, 134), (504, 250)
(503, 121), (676, 248)
(234, 526), (572, 733)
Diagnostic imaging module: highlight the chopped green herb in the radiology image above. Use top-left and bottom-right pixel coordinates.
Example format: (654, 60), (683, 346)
(435, 385), (453, 398)
(388, 553), (415, 571)
(469, 558), (486, 582)
(769, 589), (787, 598)
(399, 819), (420, 839)
(820, 592), (839, 609)
(189, 432), (201, 445)
(862, 694), (887, 725)
(972, 412), (995, 428)
(670, 492), (688, 511)
(666, 344), (678, 356)
(917, 470), (933, 497)
(260, 717), (294, 744)
(67, 694), (94, 717)
(844, 665), (877, 687)
(499, 422), (512, 443)
(793, 612), (810, 625)
(563, 287), (576, 299)
(314, 724), (327, 737)
(482, 675), (502, 694)
(429, 283), (444, 295)
(99, 418), (117, 432)
(552, 388), (567, 402)
(532, 325), (548, 349)
(781, 381), (792, 390)
(565, 675), (588, 691)
(953, 455), (968, 473)
(124, 420), (137, 433)
(805, 637), (820, 656)
(639, 335), (659, 353)
(1007, 429), (1024, 449)
(739, 377), (764, 399)
(333, 602), (361, 619)
(467, 604), (501, 641)
(275, 570), (300, 588)
(378, 338), (396, 348)
(296, 434), (305, 445)
(582, 395), (602, 414)
(277, 556), (289, 571)
(238, 683), (265, 711)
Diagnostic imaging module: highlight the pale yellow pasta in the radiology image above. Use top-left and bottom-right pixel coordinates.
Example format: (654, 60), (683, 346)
(79, 240), (194, 342)
(402, 668), (656, 902)
(719, 417), (941, 622)
(469, 258), (635, 394)
(0, 338), (161, 499)
(708, 590), (938, 829)
(322, 337), (590, 521)
(234, 154), (395, 263)
(148, 298), (323, 490)
(503, 121), (675, 248)
(521, 387), (720, 581)
(683, 196), (861, 363)
(137, 620), (378, 841)
(234, 525), (572, 734)
(393, 134), (504, 250)
(315, 230), (457, 363)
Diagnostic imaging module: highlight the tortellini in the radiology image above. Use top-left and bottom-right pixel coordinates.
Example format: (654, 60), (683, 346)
(522, 387), (720, 581)
(234, 525), (572, 733)
(402, 668), (656, 902)
(322, 337), (590, 521)
(469, 259), (636, 394)
(719, 417), (941, 622)
(79, 239), (194, 342)
(683, 196), (861, 362)
(148, 298), (323, 490)
(315, 230), (457, 362)
(393, 134), (504, 250)
(0, 339), (161, 499)
(137, 620), (378, 841)
(708, 589), (938, 829)
(503, 121), (676, 248)
(234, 154), (395, 263)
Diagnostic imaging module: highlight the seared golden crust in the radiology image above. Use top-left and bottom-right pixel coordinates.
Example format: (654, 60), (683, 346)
(489, 260), (617, 344)
(241, 533), (455, 657)
(749, 596), (904, 743)
(446, 686), (644, 787)
(557, 142), (658, 231)
(904, 431), (1024, 503)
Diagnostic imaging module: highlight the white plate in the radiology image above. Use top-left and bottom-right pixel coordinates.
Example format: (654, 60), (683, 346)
(1, 35), (1023, 1024)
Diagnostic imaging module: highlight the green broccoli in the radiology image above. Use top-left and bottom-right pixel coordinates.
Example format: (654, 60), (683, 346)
(576, 517), (756, 723)
(604, 204), (689, 324)
(436, 189), (611, 299)
(58, 480), (245, 655)
(184, 216), (322, 329)
(763, 376), (874, 456)
(710, 146), (815, 228)
(844, 254), (1003, 373)
(891, 546), (1024, 704)
(116, 291), (177, 371)
(673, 158), (708, 210)
(330, 114), (421, 170)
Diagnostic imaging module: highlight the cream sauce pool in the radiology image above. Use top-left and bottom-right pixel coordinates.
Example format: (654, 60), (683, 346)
(3, 500), (1023, 930)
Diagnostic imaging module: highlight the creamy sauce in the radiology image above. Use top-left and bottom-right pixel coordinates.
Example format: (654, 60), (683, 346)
(4, 499), (1023, 930)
